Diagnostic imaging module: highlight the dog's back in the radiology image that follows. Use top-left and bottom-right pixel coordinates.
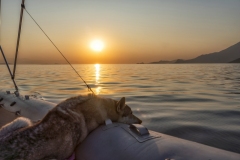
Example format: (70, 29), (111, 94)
(0, 108), (84, 159)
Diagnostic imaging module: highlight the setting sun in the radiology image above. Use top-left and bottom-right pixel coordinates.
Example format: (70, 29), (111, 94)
(90, 39), (104, 52)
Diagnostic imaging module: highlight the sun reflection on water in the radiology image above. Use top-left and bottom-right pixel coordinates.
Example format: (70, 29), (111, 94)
(95, 64), (101, 94)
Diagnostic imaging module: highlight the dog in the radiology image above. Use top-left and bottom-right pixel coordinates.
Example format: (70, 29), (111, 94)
(0, 94), (142, 160)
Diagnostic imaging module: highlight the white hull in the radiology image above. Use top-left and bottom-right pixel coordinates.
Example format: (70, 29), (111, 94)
(0, 91), (55, 124)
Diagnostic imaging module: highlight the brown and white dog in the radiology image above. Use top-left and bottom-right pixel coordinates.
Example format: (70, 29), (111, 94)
(0, 94), (142, 160)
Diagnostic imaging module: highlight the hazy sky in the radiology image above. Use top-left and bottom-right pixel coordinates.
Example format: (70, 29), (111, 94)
(1, 0), (240, 64)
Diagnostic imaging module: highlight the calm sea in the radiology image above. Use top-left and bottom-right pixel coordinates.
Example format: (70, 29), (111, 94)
(1, 64), (240, 153)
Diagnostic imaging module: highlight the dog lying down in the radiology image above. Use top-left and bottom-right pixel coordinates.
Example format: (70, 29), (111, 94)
(0, 94), (142, 160)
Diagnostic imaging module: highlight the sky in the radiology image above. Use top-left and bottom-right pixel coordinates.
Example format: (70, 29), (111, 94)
(0, 0), (240, 64)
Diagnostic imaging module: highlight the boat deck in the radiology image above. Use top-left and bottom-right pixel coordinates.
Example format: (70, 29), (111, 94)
(0, 107), (17, 128)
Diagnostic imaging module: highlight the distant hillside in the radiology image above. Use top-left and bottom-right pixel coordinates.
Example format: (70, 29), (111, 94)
(229, 58), (240, 63)
(150, 60), (176, 64)
(175, 42), (240, 63)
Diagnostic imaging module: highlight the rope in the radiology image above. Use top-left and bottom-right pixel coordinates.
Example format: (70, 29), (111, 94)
(13, 0), (25, 82)
(23, 7), (95, 95)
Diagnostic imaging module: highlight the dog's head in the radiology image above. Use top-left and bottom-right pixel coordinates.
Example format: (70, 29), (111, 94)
(55, 94), (142, 125)
(103, 97), (142, 124)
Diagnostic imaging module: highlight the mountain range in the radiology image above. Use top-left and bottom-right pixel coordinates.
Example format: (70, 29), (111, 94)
(150, 42), (240, 64)
(229, 58), (240, 63)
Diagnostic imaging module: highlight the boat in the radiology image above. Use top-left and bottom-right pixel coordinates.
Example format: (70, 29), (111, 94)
(1, 92), (240, 160)
(0, 91), (55, 127)
(1, 1), (240, 160)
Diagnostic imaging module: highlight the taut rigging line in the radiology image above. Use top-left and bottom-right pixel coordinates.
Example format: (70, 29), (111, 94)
(23, 3), (95, 95)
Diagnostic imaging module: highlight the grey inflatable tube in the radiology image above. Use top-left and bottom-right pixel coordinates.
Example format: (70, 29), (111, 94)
(75, 122), (240, 160)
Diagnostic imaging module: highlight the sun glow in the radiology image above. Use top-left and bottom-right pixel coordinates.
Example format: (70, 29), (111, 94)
(90, 39), (104, 52)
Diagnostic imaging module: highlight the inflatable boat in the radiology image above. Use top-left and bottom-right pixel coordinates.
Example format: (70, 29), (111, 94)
(0, 91), (240, 160)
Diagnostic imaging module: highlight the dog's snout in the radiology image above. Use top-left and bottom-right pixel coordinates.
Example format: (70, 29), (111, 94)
(131, 114), (142, 124)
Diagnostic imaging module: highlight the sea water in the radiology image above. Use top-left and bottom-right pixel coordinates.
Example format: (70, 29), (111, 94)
(1, 64), (240, 153)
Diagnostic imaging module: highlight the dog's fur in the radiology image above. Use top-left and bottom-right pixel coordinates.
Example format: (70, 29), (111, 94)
(0, 94), (142, 160)
(0, 117), (32, 138)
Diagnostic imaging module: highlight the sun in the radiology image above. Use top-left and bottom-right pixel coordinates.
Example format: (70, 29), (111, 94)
(90, 39), (104, 52)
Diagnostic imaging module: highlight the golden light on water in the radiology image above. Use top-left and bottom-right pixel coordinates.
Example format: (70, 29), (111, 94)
(95, 64), (100, 83)
(95, 64), (101, 94)
(96, 87), (101, 95)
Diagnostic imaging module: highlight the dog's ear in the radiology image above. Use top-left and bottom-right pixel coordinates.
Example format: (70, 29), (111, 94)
(117, 97), (126, 113)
